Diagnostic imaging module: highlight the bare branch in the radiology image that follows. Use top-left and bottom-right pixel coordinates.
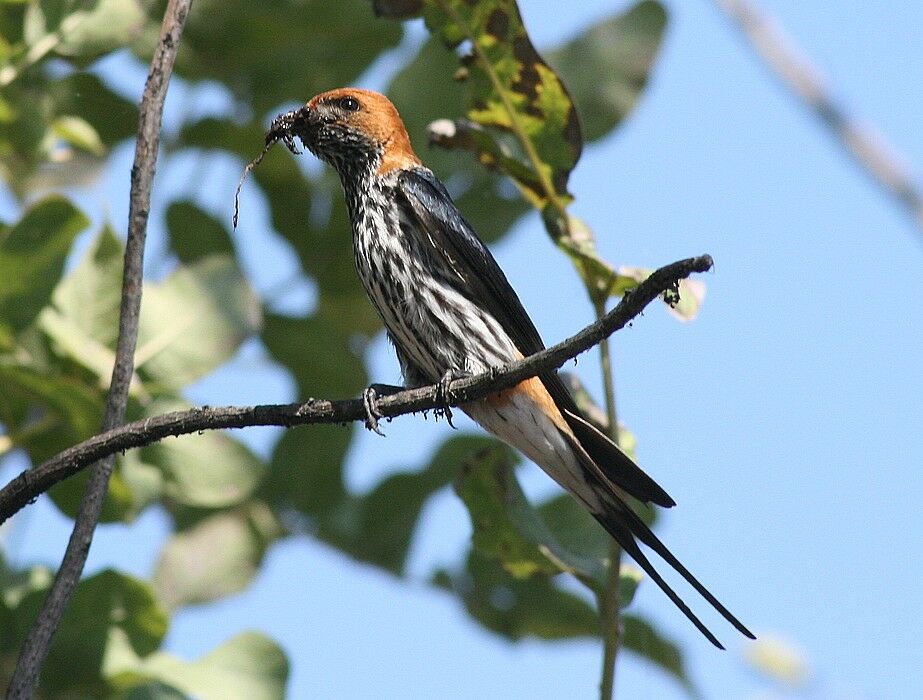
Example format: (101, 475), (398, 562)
(0, 255), (713, 526)
(715, 0), (923, 233)
(5, 2), (192, 697)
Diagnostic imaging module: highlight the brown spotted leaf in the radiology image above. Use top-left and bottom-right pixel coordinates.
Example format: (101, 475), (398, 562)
(420, 0), (583, 207)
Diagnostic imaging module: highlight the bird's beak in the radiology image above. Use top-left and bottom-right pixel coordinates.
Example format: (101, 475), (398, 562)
(266, 104), (318, 154)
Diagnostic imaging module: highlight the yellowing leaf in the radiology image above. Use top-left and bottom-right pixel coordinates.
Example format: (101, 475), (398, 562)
(51, 114), (105, 155)
(108, 631), (288, 700)
(421, 0), (582, 206)
(745, 634), (811, 687)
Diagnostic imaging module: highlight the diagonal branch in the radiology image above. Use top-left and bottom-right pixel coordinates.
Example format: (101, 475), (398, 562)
(714, 0), (923, 234)
(5, 2), (192, 698)
(0, 254), (713, 526)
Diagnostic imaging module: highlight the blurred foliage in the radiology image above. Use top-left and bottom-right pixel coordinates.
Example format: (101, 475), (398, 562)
(744, 634), (811, 688)
(0, 558), (288, 698)
(0, 0), (706, 696)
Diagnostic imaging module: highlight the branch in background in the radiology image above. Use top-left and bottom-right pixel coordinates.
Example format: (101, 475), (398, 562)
(715, 0), (923, 233)
(5, 2), (192, 697)
(0, 255), (714, 526)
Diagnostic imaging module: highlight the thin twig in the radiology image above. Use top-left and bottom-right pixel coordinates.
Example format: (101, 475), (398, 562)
(714, 0), (923, 233)
(594, 296), (623, 700)
(5, 2), (192, 697)
(0, 255), (714, 526)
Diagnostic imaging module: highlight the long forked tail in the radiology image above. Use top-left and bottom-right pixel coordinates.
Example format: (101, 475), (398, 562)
(559, 429), (755, 648)
(594, 495), (755, 649)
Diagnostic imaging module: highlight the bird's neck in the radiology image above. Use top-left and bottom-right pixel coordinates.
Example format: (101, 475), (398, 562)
(338, 157), (381, 228)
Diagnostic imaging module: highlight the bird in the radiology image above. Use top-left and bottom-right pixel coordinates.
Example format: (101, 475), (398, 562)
(273, 87), (753, 648)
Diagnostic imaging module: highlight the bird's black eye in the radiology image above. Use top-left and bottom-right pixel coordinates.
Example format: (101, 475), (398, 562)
(339, 96), (360, 112)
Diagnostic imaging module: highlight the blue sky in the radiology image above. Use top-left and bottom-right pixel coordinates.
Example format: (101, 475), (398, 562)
(5, 1), (922, 698)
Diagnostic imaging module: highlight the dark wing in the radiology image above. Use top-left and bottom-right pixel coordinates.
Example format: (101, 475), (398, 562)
(396, 167), (673, 507)
(396, 167), (546, 355)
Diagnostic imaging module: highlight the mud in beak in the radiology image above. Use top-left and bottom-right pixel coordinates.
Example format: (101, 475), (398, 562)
(266, 104), (318, 154)
(234, 104), (318, 228)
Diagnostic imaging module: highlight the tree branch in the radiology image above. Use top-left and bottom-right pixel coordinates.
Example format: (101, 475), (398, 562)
(714, 0), (923, 234)
(5, 2), (192, 697)
(0, 255), (713, 526)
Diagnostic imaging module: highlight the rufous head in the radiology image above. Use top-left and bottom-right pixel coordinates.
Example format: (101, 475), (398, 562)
(288, 88), (421, 179)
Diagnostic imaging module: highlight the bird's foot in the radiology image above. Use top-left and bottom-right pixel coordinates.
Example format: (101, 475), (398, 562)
(362, 383), (403, 436)
(434, 369), (469, 429)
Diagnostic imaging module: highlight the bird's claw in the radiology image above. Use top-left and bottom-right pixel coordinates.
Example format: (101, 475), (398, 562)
(435, 369), (468, 429)
(363, 386), (386, 436)
(361, 383), (404, 436)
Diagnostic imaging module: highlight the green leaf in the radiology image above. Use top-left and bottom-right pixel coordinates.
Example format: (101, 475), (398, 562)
(8, 569), (168, 698)
(49, 455), (141, 523)
(54, 0), (147, 60)
(0, 195), (89, 334)
(136, 255), (261, 389)
(50, 72), (140, 147)
(138, 397), (266, 509)
(548, 1), (668, 143)
(40, 225), (153, 407)
(0, 362), (102, 461)
(434, 551), (599, 640)
(152, 502), (282, 610)
(51, 114), (105, 155)
(38, 305), (149, 399)
(418, 0), (582, 207)
(453, 441), (607, 589)
(166, 200), (235, 264)
(537, 494), (610, 561)
(623, 614), (696, 693)
(52, 223), (123, 344)
(329, 434), (501, 574)
(536, 495), (644, 609)
(0, 95), (15, 123)
(115, 681), (191, 700)
(108, 631), (289, 700)
(262, 424), (352, 524)
(48, 231), (261, 396)
(0, 558), (52, 655)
